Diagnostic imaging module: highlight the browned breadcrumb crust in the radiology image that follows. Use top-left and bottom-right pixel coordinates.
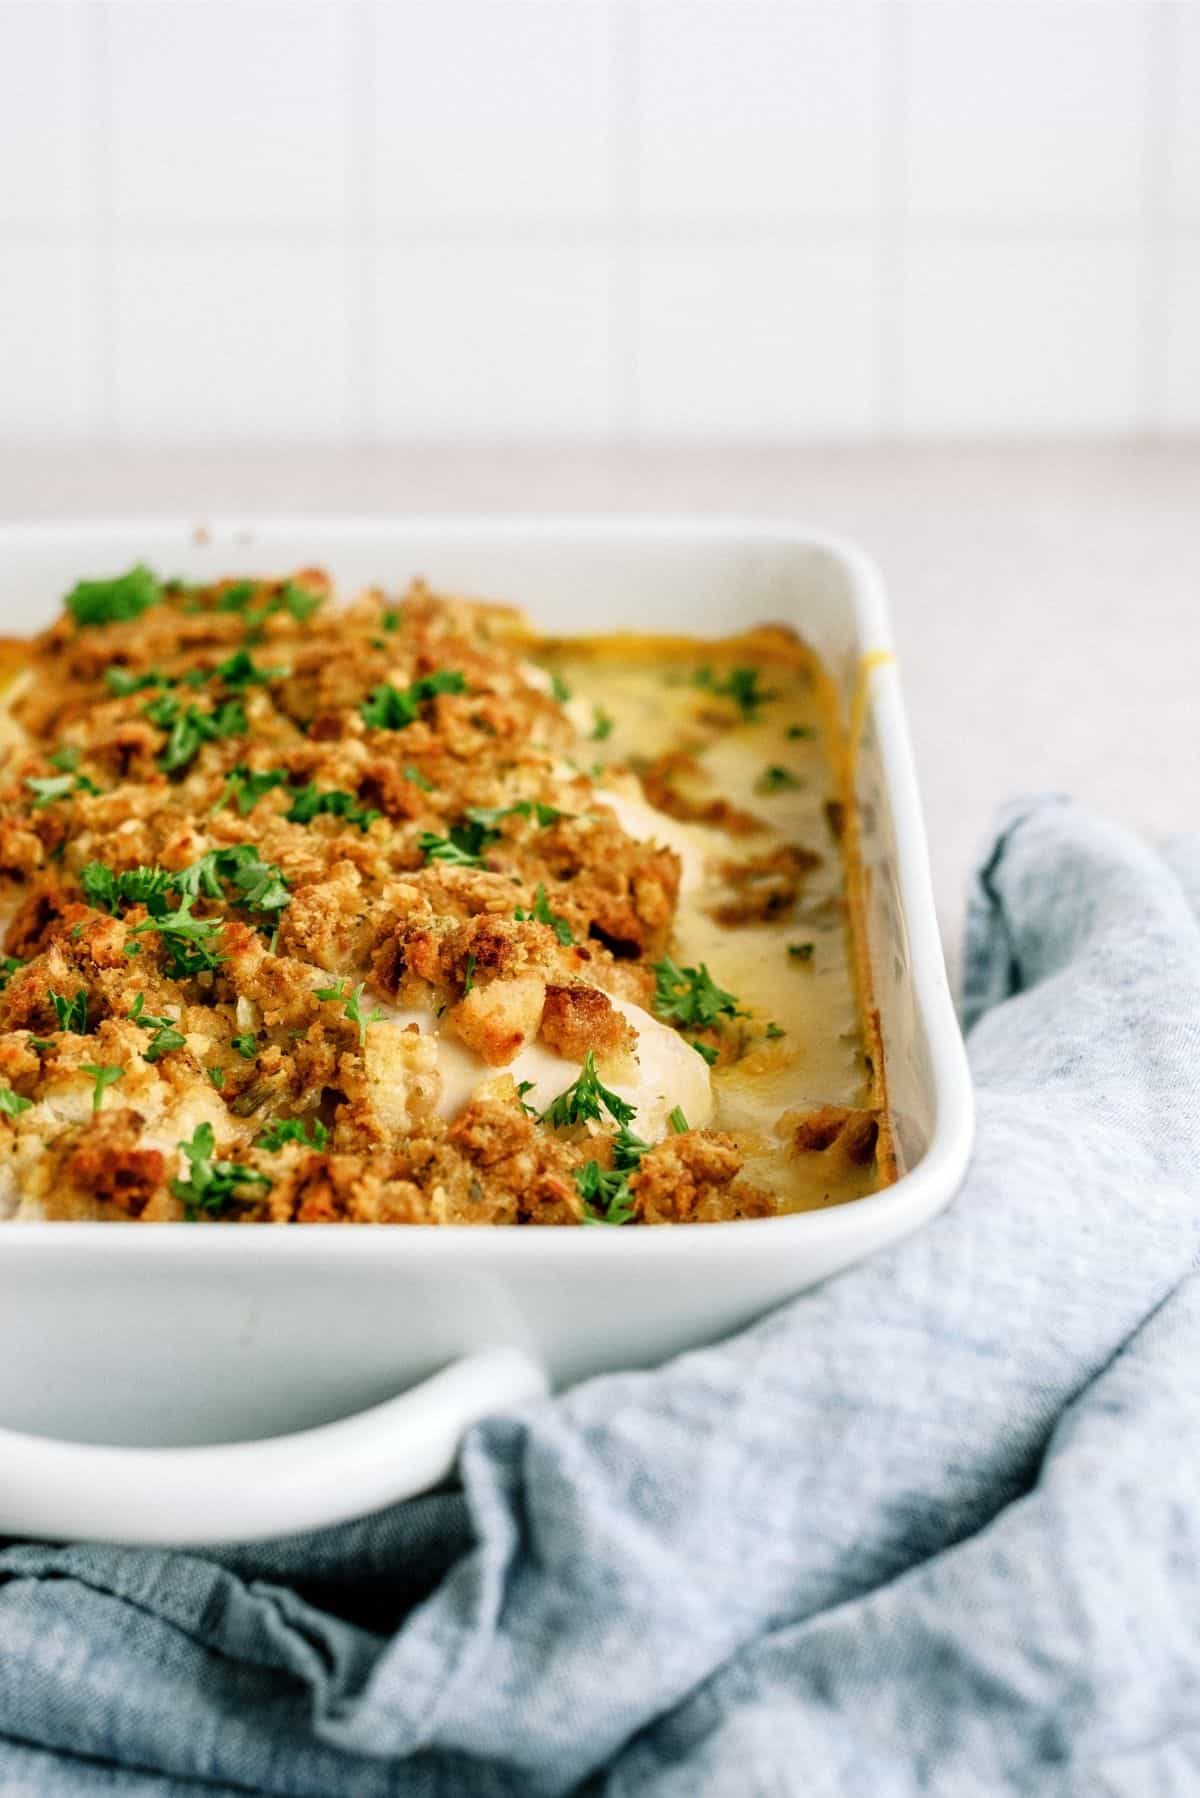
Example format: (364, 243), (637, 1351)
(0, 574), (770, 1226)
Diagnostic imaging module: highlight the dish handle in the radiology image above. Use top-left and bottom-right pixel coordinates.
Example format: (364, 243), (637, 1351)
(0, 1346), (547, 1546)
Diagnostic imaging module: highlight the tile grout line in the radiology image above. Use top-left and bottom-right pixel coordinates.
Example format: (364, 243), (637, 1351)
(1137, 0), (1174, 436)
(875, 0), (908, 439)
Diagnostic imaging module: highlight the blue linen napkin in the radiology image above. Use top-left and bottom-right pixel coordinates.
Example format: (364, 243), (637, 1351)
(1, 796), (1198, 1797)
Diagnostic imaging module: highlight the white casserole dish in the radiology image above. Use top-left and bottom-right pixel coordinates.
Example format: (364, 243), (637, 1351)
(0, 517), (973, 1545)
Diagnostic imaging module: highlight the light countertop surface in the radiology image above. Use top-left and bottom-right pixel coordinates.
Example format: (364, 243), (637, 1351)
(3, 442), (1196, 978)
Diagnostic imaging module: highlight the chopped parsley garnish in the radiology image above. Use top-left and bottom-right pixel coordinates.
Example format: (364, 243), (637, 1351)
(590, 705), (614, 742)
(691, 665), (776, 719)
(575, 1160), (636, 1227)
(128, 993), (186, 1062)
(25, 774), (76, 810)
(230, 1033), (259, 1060)
(360, 669), (466, 731)
(207, 1067), (225, 1090)
(50, 989), (88, 1033)
(382, 608), (401, 632)
(215, 765), (288, 816)
(255, 1116), (328, 1152)
(691, 1040), (718, 1066)
(612, 1123), (651, 1169)
(315, 979), (383, 1045)
(81, 861), (174, 916)
(211, 648), (287, 689)
(81, 1063), (124, 1112)
(172, 1121), (271, 1219)
(286, 784), (380, 831)
(788, 942), (815, 962)
(217, 581), (258, 613)
(550, 671), (571, 703)
(787, 723), (816, 741)
(513, 883), (574, 946)
(755, 765), (801, 794)
(515, 1079), (538, 1117)
(541, 1050), (636, 1129)
(66, 564), (161, 628)
(651, 957), (742, 1031)
(418, 821), (495, 867)
(403, 766), (433, 792)
(0, 956), (24, 991)
(48, 745), (80, 772)
(462, 953), (477, 995)
(765, 1021), (786, 1040)
(172, 844), (290, 918)
(130, 897), (226, 977)
(280, 581), (323, 622)
(105, 667), (166, 697)
(145, 694), (248, 775)
(0, 1085), (32, 1118)
(465, 800), (566, 831)
(668, 1105), (689, 1134)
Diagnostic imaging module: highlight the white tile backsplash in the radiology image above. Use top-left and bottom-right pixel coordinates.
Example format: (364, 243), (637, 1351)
(638, 1), (880, 220)
(0, 1), (85, 227)
(1163, 242), (1200, 430)
(638, 241), (877, 439)
(109, 1), (350, 226)
(1167, 5), (1200, 221)
(901, 240), (1142, 436)
(0, 0), (1193, 444)
(373, 0), (612, 222)
(905, 1), (1147, 223)
(111, 244), (350, 442)
(373, 243), (613, 438)
(0, 244), (91, 439)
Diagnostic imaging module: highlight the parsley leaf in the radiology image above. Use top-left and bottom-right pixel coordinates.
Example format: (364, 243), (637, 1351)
(515, 1079), (538, 1117)
(550, 671), (571, 703)
(541, 1050), (636, 1129)
(668, 1105), (689, 1134)
(765, 1021), (786, 1040)
(48, 745), (80, 772)
(691, 1039), (718, 1066)
(81, 1063), (123, 1111)
(131, 897), (226, 977)
(418, 822), (495, 866)
(464, 800), (566, 831)
(66, 564), (161, 628)
(360, 669), (465, 730)
(280, 582), (323, 622)
(691, 665), (776, 719)
(214, 764), (288, 816)
(212, 648), (287, 689)
(513, 883), (574, 946)
(0, 1085), (32, 1118)
(81, 861), (174, 916)
(755, 765), (801, 794)
(612, 1123), (651, 1169)
(575, 1160), (636, 1227)
(0, 956), (24, 992)
(255, 1116), (328, 1152)
(172, 1121), (271, 1219)
(788, 942), (814, 962)
(286, 783), (380, 831)
(128, 992), (187, 1062)
(145, 694), (247, 775)
(315, 979), (383, 1045)
(651, 958), (742, 1031)
(105, 666), (166, 697)
(50, 989), (88, 1033)
(403, 766), (433, 792)
(230, 1032), (259, 1060)
(590, 705), (614, 742)
(787, 723), (816, 741)
(25, 774), (76, 810)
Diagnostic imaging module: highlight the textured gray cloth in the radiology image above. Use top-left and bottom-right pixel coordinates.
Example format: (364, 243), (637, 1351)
(1, 796), (1198, 1797)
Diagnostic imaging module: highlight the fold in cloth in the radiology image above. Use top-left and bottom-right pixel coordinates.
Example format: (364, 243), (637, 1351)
(2, 798), (1198, 1797)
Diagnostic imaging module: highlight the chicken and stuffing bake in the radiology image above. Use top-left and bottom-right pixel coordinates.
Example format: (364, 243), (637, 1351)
(0, 564), (892, 1224)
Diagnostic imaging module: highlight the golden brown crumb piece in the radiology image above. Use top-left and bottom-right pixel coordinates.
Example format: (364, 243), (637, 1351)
(709, 844), (822, 927)
(538, 982), (634, 1063)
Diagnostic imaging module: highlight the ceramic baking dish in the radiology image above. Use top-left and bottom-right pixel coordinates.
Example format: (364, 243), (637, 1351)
(0, 517), (973, 1545)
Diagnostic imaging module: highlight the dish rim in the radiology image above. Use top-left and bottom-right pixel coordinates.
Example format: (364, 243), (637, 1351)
(0, 511), (974, 1261)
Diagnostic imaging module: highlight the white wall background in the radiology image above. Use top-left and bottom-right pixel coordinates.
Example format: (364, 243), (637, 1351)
(1, 0), (1197, 446)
